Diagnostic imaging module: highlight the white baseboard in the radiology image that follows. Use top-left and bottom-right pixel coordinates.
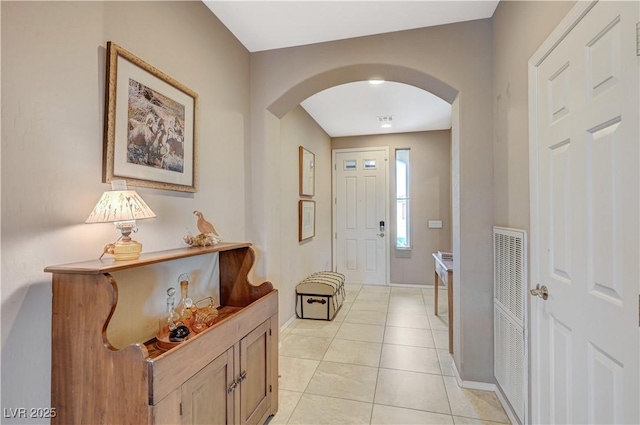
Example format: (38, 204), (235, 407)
(280, 314), (297, 332)
(452, 363), (496, 391)
(278, 314), (298, 349)
(452, 361), (520, 424)
(494, 386), (521, 425)
(388, 282), (432, 288)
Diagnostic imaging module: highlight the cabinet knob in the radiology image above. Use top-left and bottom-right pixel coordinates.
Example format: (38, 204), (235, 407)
(237, 370), (247, 383)
(227, 380), (237, 394)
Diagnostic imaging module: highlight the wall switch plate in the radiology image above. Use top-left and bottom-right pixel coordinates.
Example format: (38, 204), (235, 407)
(428, 220), (443, 229)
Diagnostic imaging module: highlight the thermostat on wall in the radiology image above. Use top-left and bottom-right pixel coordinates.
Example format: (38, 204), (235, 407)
(428, 220), (443, 229)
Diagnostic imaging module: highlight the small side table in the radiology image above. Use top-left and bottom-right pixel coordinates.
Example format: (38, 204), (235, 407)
(432, 253), (453, 354)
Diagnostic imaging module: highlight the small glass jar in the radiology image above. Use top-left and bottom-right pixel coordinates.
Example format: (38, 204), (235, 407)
(192, 296), (219, 332)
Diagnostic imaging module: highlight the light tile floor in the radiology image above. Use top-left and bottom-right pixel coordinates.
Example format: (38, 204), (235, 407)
(271, 284), (511, 425)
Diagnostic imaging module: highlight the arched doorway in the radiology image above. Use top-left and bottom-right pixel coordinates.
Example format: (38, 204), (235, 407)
(250, 63), (460, 338)
(248, 47), (494, 385)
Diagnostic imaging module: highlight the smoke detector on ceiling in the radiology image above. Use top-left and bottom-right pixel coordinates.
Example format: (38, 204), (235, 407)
(377, 115), (393, 128)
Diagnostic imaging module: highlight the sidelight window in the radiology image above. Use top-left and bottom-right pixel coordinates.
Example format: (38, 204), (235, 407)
(396, 149), (410, 249)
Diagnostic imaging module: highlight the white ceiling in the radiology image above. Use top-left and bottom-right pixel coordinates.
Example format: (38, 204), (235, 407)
(204, 1), (499, 137)
(301, 81), (452, 137)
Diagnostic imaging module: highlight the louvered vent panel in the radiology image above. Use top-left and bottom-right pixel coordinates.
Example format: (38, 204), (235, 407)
(494, 230), (525, 326)
(494, 304), (525, 420)
(493, 226), (526, 424)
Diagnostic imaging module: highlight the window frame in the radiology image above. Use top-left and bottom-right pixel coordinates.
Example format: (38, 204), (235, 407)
(395, 149), (411, 250)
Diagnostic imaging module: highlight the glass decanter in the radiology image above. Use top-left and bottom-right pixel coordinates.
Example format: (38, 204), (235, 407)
(175, 274), (194, 329)
(158, 287), (180, 337)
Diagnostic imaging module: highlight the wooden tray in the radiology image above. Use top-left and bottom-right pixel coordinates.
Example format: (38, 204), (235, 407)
(155, 331), (190, 351)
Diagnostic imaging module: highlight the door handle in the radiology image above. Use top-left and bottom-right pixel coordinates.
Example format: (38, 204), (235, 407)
(306, 298), (327, 304)
(530, 284), (549, 300)
(377, 233), (385, 237)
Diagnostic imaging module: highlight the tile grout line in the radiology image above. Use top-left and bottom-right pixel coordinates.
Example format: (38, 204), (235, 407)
(367, 293), (391, 424)
(286, 291), (346, 424)
(283, 284), (508, 424)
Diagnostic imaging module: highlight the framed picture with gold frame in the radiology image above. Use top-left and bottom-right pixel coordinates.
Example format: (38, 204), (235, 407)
(299, 200), (316, 241)
(103, 41), (198, 192)
(299, 146), (315, 197)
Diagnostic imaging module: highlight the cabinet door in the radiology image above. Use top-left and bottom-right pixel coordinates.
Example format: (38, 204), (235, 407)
(154, 388), (182, 425)
(182, 347), (235, 425)
(239, 320), (271, 425)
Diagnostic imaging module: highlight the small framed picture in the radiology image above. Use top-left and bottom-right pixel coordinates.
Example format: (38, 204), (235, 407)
(299, 146), (315, 197)
(299, 200), (316, 241)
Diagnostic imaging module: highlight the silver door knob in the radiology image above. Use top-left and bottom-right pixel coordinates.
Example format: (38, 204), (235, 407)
(377, 233), (385, 237)
(530, 284), (549, 300)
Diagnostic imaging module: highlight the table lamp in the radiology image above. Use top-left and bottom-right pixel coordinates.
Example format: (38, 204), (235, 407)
(86, 182), (156, 260)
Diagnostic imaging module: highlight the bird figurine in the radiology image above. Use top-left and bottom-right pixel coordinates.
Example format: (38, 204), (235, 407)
(193, 211), (219, 236)
(184, 211), (222, 247)
(183, 232), (218, 247)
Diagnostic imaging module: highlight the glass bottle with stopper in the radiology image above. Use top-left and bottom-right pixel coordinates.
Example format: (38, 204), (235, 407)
(175, 273), (194, 328)
(158, 287), (180, 338)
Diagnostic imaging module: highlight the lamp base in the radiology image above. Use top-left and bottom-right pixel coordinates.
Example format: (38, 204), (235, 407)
(104, 239), (143, 261)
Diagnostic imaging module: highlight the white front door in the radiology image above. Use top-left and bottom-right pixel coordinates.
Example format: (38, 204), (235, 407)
(333, 148), (388, 285)
(530, 1), (639, 424)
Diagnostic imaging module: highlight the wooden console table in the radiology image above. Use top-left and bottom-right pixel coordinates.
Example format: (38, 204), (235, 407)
(45, 242), (278, 425)
(432, 253), (453, 354)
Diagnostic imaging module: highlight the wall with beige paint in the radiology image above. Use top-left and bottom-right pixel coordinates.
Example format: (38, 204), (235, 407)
(492, 0), (576, 230)
(279, 106), (333, 326)
(332, 131), (452, 286)
(491, 0), (574, 414)
(1, 1), (251, 416)
(249, 20), (494, 382)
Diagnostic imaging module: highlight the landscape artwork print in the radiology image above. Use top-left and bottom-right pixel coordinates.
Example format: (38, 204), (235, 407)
(127, 78), (185, 173)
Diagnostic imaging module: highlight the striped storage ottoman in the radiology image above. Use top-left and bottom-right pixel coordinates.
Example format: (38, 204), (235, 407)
(296, 271), (346, 320)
